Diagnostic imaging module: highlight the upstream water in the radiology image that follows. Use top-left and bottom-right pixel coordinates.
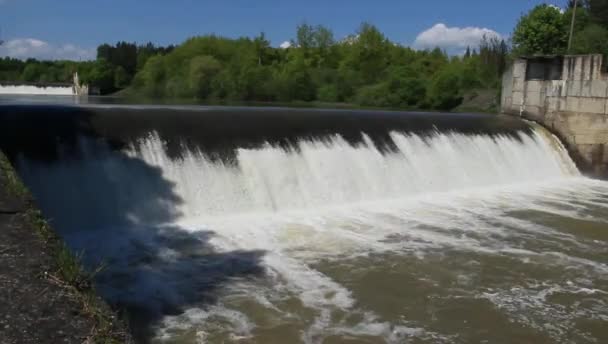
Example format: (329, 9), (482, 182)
(1, 104), (607, 343)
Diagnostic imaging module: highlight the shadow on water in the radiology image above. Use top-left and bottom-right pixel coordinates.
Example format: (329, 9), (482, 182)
(0, 103), (538, 342)
(0, 105), (266, 343)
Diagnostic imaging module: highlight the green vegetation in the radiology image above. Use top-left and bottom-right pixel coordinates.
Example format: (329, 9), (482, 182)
(0, 24), (508, 112)
(513, 1), (608, 58)
(1, 1), (607, 111)
(0, 42), (173, 94)
(0, 151), (129, 343)
(126, 24), (508, 111)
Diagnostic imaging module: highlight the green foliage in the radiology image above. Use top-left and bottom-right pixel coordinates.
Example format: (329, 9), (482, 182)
(512, 4), (569, 55)
(571, 23), (608, 56)
(124, 23), (510, 111)
(586, 0), (608, 27)
(88, 59), (116, 94)
(512, 2), (608, 58)
(1, 21), (514, 112)
(189, 55), (222, 98)
(355, 83), (391, 107)
(113, 66), (130, 89)
(317, 84), (339, 102)
(427, 65), (464, 110)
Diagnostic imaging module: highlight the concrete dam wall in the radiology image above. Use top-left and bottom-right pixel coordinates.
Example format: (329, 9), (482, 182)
(501, 54), (608, 178)
(0, 73), (91, 96)
(0, 83), (75, 95)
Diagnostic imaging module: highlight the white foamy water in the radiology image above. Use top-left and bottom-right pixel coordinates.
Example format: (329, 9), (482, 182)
(0, 84), (74, 95)
(15, 127), (608, 343)
(130, 129), (578, 218)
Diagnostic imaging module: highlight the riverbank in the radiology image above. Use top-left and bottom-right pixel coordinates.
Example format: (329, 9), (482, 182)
(0, 152), (130, 343)
(110, 87), (499, 115)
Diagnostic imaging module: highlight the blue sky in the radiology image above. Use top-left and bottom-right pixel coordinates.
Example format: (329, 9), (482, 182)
(0, 0), (568, 60)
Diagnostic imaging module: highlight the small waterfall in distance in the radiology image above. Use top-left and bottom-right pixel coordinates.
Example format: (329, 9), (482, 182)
(0, 84), (74, 95)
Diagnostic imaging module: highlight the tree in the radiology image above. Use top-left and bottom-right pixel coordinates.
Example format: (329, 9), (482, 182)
(512, 4), (568, 55)
(88, 59), (115, 94)
(571, 23), (608, 55)
(587, 0), (608, 27)
(188, 55), (222, 99)
(253, 32), (270, 66)
(114, 66), (130, 89)
(21, 63), (44, 82)
(296, 23), (315, 50)
(136, 55), (166, 97)
(427, 65), (463, 110)
(343, 23), (390, 83)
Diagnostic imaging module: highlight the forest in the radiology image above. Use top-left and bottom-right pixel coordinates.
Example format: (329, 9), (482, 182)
(1, 0), (607, 111)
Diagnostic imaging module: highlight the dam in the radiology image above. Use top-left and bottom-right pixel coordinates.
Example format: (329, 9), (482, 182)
(0, 83), (74, 95)
(0, 73), (92, 96)
(0, 100), (607, 343)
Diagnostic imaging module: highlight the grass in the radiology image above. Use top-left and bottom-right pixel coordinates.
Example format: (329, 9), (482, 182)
(0, 151), (130, 343)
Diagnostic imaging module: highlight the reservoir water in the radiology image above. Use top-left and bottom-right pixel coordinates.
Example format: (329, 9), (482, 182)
(0, 100), (606, 343)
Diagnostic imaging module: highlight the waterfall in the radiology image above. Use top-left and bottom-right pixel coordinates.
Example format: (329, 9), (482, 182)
(0, 84), (74, 95)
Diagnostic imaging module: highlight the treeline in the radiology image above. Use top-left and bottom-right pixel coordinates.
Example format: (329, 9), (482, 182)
(4, 1), (607, 111)
(95, 42), (174, 90)
(130, 23), (508, 110)
(0, 58), (81, 84)
(0, 42), (174, 93)
(512, 0), (608, 58)
(0, 23), (508, 111)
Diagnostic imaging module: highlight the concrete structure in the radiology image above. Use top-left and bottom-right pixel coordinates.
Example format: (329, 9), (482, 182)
(72, 72), (91, 96)
(501, 54), (608, 178)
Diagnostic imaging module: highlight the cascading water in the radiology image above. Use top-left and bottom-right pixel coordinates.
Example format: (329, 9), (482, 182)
(2, 105), (608, 343)
(126, 128), (578, 218)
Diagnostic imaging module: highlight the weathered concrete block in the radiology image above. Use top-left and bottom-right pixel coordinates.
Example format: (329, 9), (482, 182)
(577, 144), (596, 163)
(545, 80), (565, 97)
(524, 105), (543, 117)
(525, 91), (544, 107)
(589, 80), (608, 98)
(526, 81), (543, 93)
(512, 78), (525, 93)
(513, 60), (526, 79)
(512, 91), (524, 107)
(567, 81), (582, 97)
(575, 133), (608, 145)
(580, 80), (594, 97)
(579, 97), (606, 114)
(501, 96), (512, 111)
(562, 97), (605, 114)
(564, 97), (581, 112)
(546, 97), (560, 112)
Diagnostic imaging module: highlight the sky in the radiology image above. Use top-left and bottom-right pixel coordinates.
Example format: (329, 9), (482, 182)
(0, 0), (569, 60)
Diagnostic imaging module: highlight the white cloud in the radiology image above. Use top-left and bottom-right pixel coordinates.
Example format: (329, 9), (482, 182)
(548, 4), (565, 14)
(279, 40), (292, 49)
(0, 38), (95, 61)
(413, 23), (502, 53)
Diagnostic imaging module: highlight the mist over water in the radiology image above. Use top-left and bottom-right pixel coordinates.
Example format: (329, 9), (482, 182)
(7, 108), (608, 343)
